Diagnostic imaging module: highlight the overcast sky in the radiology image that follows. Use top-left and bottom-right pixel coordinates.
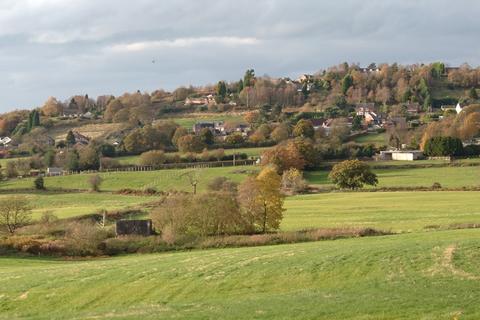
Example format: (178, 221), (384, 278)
(1, 0), (480, 112)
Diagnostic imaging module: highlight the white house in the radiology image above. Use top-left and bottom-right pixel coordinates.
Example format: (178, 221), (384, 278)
(456, 103), (464, 114)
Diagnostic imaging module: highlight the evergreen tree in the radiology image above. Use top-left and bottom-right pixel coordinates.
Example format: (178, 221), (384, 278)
(66, 150), (80, 171)
(66, 130), (76, 146)
(243, 69), (255, 87)
(469, 88), (478, 100)
(341, 74), (353, 95)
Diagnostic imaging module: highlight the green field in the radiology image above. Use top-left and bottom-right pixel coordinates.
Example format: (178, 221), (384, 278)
(353, 132), (386, 146)
(283, 191), (480, 233)
(1, 229), (479, 319)
(0, 166), (258, 192)
(306, 165), (480, 188)
(166, 114), (246, 129)
(0, 192), (154, 219)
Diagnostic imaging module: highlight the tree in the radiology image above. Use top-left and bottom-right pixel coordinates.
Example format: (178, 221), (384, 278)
(180, 170), (199, 194)
(328, 159), (378, 190)
(66, 130), (76, 146)
(261, 140), (306, 173)
(216, 81), (227, 102)
(341, 74), (353, 95)
(351, 115), (363, 131)
(224, 132), (245, 146)
(177, 135), (206, 153)
(65, 149), (80, 171)
(469, 88), (478, 100)
(34, 176), (45, 190)
(271, 123), (290, 142)
(79, 145), (100, 170)
(293, 119), (314, 139)
(281, 168), (308, 195)
(0, 196), (32, 234)
(423, 136), (464, 156)
(199, 128), (215, 145)
(41, 97), (64, 116)
(172, 127), (189, 147)
(88, 174), (103, 192)
(243, 69), (255, 87)
(238, 166), (284, 233)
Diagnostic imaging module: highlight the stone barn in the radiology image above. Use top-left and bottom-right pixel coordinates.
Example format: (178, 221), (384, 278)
(116, 219), (153, 236)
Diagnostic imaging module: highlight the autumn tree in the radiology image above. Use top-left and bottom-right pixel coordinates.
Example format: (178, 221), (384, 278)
(293, 119), (314, 139)
(329, 159), (378, 190)
(0, 196), (32, 234)
(238, 166), (284, 233)
(41, 97), (64, 116)
(139, 150), (166, 167)
(271, 123), (290, 142)
(177, 135), (206, 153)
(88, 174), (103, 192)
(261, 140), (306, 173)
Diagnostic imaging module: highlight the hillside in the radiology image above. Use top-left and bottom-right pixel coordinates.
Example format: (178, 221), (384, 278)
(1, 229), (479, 319)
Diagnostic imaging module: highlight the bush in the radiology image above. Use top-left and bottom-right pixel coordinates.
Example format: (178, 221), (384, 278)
(88, 174), (103, 192)
(34, 176), (45, 190)
(64, 221), (110, 256)
(139, 150), (166, 167)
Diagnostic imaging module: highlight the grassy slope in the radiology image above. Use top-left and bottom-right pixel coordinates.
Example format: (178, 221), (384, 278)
(168, 114), (246, 129)
(1, 229), (479, 319)
(0, 166), (258, 192)
(0, 192), (154, 219)
(282, 191), (480, 233)
(306, 165), (480, 188)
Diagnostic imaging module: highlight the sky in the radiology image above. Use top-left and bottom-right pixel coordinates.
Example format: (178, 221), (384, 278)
(1, 0), (480, 112)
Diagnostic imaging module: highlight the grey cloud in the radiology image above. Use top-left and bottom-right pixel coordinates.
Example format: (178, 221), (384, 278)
(1, 0), (480, 111)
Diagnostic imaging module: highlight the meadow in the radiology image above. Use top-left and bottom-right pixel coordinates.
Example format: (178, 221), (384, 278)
(353, 132), (387, 146)
(0, 166), (258, 193)
(306, 165), (480, 188)
(163, 114), (246, 129)
(282, 191), (480, 232)
(1, 229), (479, 319)
(0, 192), (154, 219)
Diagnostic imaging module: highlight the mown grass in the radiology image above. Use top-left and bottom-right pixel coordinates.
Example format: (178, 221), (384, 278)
(282, 191), (480, 233)
(1, 229), (479, 319)
(0, 192), (154, 220)
(353, 132), (386, 146)
(166, 114), (246, 129)
(306, 165), (480, 188)
(0, 166), (258, 192)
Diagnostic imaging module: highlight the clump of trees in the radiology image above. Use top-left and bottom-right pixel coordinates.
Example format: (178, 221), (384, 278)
(151, 167), (285, 242)
(329, 159), (378, 190)
(423, 136), (464, 156)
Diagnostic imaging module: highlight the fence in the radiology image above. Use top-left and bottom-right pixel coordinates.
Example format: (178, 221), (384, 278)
(47, 159), (258, 177)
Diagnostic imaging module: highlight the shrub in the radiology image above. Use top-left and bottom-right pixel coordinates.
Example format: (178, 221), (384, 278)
(100, 157), (120, 169)
(139, 150), (166, 167)
(88, 174), (103, 192)
(64, 221), (110, 256)
(432, 182), (442, 189)
(34, 176), (45, 190)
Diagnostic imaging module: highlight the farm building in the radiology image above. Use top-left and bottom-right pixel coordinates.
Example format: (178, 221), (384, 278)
(379, 150), (424, 161)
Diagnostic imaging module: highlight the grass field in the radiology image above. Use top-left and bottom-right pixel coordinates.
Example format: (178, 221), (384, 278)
(1, 229), (479, 319)
(0, 166), (258, 192)
(283, 191), (480, 233)
(353, 132), (386, 146)
(0, 192), (154, 219)
(306, 165), (480, 188)
(164, 114), (246, 129)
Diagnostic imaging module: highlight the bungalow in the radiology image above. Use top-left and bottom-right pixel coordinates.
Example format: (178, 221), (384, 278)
(185, 94), (216, 106)
(379, 150), (424, 161)
(0, 136), (12, 147)
(192, 121), (224, 135)
(310, 118), (326, 130)
(47, 167), (63, 176)
(72, 131), (90, 146)
(456, 103), (464, 114)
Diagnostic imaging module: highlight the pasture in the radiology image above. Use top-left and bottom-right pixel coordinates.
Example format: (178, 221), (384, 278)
(0, 166), (258, 193)
(306, 165), (480, 188)
(0, 192), (154, 219)
(283, 191), (480, 232)
(164, 114), (246, 129)
(1, 229), (479, 319)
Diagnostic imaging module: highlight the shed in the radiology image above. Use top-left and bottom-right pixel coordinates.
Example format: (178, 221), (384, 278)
(116, 219), (153, 236)
(379, 150), (424, 161)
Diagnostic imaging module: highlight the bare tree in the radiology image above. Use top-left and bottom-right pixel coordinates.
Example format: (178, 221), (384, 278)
(180, 170), (199, 194)
(0, 196), (32, 234)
